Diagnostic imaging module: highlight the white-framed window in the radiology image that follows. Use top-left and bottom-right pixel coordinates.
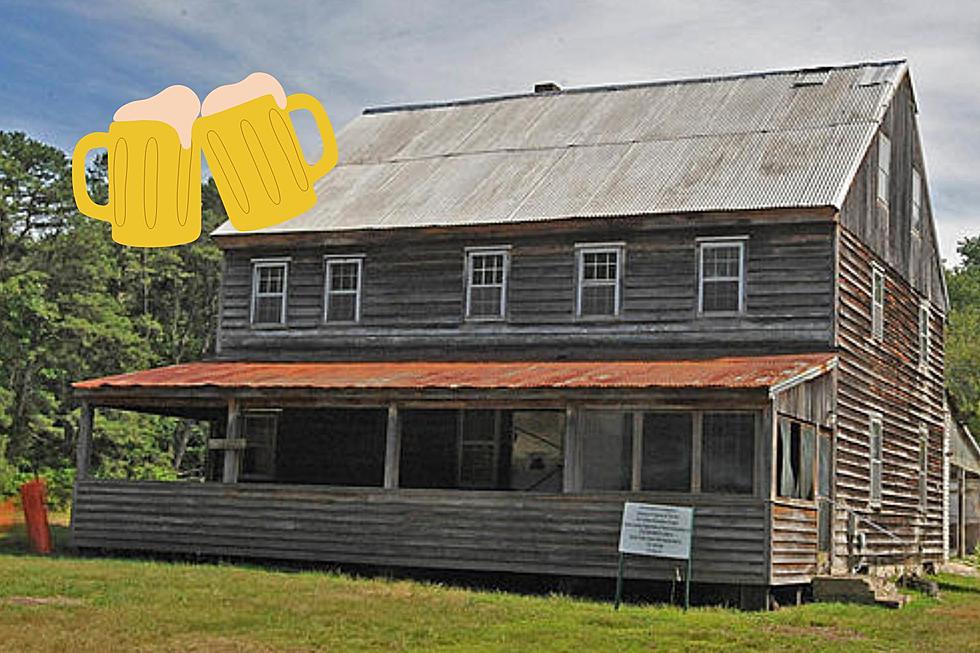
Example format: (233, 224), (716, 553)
(877, 133), (891, 207)
(918, 300), (930, 369)
(324, 256), (363, 323)
(911, 168), (923, 236)
(241, 410), (278, 481)
(698, 238), (746, 314)
(576, 243), (623, 317)
(251, 258), (289, 325)
(918, 424), (929, 511)
(465, 247), (509, 320)
(871, 265), (884, 341)
(869, 414), (883, 507)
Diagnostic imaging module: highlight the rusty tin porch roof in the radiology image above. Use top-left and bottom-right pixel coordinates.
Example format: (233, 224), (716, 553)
(74, 353), (835, 394)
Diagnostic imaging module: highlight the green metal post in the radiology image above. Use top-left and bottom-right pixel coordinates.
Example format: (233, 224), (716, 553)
(614, 553), (625, 610)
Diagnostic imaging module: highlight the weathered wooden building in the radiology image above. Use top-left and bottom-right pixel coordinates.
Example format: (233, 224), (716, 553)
(72, 60), (948, 608)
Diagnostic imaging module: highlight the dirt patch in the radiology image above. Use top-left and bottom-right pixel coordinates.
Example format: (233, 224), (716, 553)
(765, 624), (866, 642)
(2, 595), (86, 607)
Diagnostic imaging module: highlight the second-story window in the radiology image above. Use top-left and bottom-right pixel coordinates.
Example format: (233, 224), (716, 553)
(324, 257), (363, 323)
(911, 168), (923, 235)
(877, 133), (891, 207)
(576, 244), (623, 317)
(465, 247), (509, 320)
(918, 300), (930, 369)
(251, 259), (288, 326)
(869, 414), (883, 507)
(871, 266), (884, 341)
(698, 239), (745, 314)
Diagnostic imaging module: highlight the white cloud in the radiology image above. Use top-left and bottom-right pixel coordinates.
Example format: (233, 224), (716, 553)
(54, 0), (980, 262)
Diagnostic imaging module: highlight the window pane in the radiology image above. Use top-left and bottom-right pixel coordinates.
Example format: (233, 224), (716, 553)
(581, 410), (631, 491)
(254, 295), (282, 323)
(703, 246), (740, 278)
(258, 266), (284, 293)
(470, 286), (503, 317)
(327, 293), (356, 322)
(471, 254), (504, 286)
(877, 136), (890, 203)
(581, 284), (616, 316)
(702, 413), (755, 494)
(460, 410), (497, 488)
(799, 425), (815, 501)
(641, 412), (692, 491)
(509, 411), (564, 492)
(583, 252), (617, 281)
(777, 418), (798, 498)
(242, 414), (277, 479)
(702, 279), (739, 312)
(329, 262), (359, 291)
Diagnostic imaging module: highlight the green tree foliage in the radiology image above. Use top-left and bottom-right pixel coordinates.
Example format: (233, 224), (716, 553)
(0, 131), (225, 498)
(947, 236), (980, 435)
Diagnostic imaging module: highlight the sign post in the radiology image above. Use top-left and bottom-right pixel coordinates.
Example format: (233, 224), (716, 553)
(615, 502), (695, 610)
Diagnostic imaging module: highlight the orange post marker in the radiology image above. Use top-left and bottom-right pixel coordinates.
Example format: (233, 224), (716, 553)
(19, 479), (52, 554)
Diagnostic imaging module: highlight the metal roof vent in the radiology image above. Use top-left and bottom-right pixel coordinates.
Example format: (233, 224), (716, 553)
(794, 69), (831, 87)
(534, 82), (561, 94)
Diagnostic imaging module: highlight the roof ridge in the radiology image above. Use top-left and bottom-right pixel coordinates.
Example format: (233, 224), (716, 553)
(363, 58), (908, 115)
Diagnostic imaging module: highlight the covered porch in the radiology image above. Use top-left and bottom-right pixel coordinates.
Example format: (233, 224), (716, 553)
(71, 354), (836, 594)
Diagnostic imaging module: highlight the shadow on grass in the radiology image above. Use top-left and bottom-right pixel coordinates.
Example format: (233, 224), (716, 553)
(0, 519), (72, 558)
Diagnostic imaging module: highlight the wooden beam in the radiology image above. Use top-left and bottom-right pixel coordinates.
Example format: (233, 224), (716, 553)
(384, 404), (401, 490)
(76, 401), (94, 481)
(223, 398), (241, 483)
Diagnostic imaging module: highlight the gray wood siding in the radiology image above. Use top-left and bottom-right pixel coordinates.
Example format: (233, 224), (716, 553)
(770, 500), (818, 584)
(833, 227), (946, 565)
(217, 217), (835, 361)
(838, 76), (946, 312)
(72, 480), (771, 585)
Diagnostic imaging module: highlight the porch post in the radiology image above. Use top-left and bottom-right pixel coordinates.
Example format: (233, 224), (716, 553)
(563, 404), (580, 492)
(384, 403), (401, 490)
(631, 412), (643, 492)
(959, 467), (968, 558)
(76, 401), (94, 481)
(223, 398), (242, 483)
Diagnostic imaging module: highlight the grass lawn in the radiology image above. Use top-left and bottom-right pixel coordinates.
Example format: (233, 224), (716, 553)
(1, 517), (978, 652)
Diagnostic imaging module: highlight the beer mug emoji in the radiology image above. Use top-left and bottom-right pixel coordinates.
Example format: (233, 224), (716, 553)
(194, 73), (338, 232)
(72, 85), (202, 247)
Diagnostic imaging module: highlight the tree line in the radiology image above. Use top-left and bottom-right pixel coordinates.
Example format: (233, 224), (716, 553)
(0, 129), (978, 506)
(0, 131), (224, 504)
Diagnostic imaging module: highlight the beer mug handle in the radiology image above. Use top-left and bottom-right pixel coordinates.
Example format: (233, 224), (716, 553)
(286, 93), (339, 181)
(72, 132), (112, 222)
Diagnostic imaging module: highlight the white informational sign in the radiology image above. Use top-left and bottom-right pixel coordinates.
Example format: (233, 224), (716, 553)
(618, 502), (694, 560)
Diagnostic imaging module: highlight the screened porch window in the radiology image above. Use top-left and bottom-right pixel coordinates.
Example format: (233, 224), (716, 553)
(701, 412), (755, 495)
(698, 240), (745, 314)
(241, 411), (278, 481)
(399, 409), (565, 492)
(324, 257), (363, 323)
(641, 412), (693, 492)
(776, 417), (815, 500)
(576, 244), (622, 317)
(251, 260), (288, 325)
(580, 411), (632, 490)
(465, 248), (509, 320)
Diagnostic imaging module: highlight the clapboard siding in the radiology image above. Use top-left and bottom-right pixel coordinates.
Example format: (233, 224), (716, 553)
(838, 76), (946, 311)
(833, 226), (945, 566)
(770, 501), (818, 584)
(217, 217), (835, 360)
(72, 480), (770, 585)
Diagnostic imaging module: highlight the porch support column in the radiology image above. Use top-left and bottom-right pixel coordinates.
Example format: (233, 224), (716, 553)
(384, 404), (401, 490)
(563, 404), (580, 493)
(76, 401), (94, 481)
(223, 398), (242, 484)
(959, 467), (968, 558)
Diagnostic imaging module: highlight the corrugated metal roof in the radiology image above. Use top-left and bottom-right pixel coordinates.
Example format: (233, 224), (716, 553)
(212, 60), (907, 237)
(74, 353), (836, 393)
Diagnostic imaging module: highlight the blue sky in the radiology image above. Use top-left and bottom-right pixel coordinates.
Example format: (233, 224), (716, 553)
(3, 0), (978, 263)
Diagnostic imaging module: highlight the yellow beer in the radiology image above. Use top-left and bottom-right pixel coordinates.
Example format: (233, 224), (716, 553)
(194, 93), (338, 231)
(72, 121), (201, 247)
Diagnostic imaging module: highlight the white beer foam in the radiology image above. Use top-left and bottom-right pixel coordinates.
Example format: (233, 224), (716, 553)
(201, 72), (287, 118)
(113, 85), (200, 149)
